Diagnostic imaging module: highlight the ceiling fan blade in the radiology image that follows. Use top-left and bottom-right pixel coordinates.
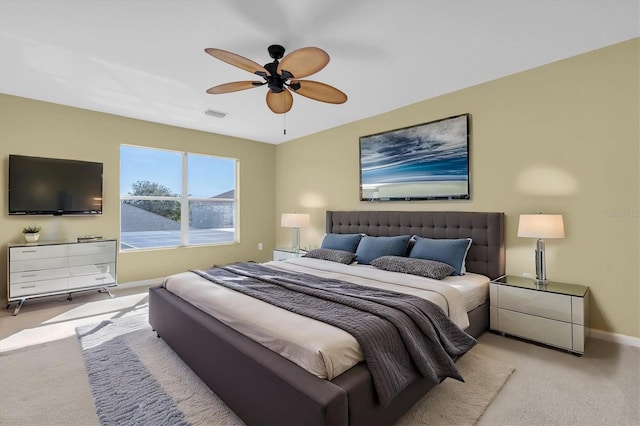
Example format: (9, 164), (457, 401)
(266, 89), (293, 114)
(277, 47), (329, 79)
(206, 81), (265, 94)
(205, 48), (269, 76)
(289, 80), (347, 104)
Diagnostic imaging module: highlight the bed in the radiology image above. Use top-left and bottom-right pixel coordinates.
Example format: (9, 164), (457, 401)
(149, 210), (505, 425)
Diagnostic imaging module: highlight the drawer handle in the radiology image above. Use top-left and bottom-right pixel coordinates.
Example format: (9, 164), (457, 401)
(20, 285), (36, 289)
(95, 277), (107, 281)
(21, 250), (38, 253)
(21, 274), (37, 278)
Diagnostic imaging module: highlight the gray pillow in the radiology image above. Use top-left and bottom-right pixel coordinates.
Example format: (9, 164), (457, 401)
(320, 233), (363, 253)
(370, 256), (455, 280)
(303, 248), (357, 264)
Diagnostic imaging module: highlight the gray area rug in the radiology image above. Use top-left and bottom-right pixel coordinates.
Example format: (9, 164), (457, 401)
(76, 308), (514, 426)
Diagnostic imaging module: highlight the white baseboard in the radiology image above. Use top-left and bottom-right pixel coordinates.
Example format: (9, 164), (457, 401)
(589, 328), (640, 348)
(116, 278), (163, 289)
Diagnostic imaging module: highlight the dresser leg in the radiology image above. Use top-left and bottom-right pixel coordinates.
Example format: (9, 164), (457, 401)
(12, 299), (26, 316)
(99, 287), (114, 299)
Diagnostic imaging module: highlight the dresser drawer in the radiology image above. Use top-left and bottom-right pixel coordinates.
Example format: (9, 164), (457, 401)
(69, 240), (116, 256)
(10, 278), (69, 298)
(10, 257), (69, 273)
(10, 244), (69, 261)
(497, 285), (572, 322)
(69, 253), (116, 267)
(498, 309), (573, 350)
(10, 267), (70, 284)
(69, 263), (116, 277)
(68, 267), (116, 290)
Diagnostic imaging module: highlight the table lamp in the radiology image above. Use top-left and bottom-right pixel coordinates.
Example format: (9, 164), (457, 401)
(281, 213), (310, 253)
(517, 214), (565, 282)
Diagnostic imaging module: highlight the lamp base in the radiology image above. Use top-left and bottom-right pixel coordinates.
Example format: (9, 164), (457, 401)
(535, 239), (546, 282)
(291, 228), (300, 254)
(534, 279), (548, 289)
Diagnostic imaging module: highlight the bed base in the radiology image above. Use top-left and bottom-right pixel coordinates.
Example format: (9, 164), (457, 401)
(150, 284), (451, 425)
(149, 287), (489, 425)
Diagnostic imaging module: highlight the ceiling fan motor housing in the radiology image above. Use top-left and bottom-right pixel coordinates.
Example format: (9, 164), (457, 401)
(263, 62), (285, 93)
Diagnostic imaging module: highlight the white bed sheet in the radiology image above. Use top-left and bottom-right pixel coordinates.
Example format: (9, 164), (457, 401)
(163, 257), (489, 380)
(443, 273), (490, 312)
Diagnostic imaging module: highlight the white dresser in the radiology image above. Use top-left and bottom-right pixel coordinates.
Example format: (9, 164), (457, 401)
(490, 275), (589, 355)
(8, 239), (117, 315)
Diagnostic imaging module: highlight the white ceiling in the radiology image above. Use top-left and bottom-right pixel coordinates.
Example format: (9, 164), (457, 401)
(1, 0), (638, 144)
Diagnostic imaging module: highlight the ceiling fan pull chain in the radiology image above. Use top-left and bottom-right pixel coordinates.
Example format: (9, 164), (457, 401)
(283, 94), (287, 134)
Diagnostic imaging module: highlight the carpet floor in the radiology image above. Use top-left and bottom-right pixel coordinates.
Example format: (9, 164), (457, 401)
(74, 307), (514, 425)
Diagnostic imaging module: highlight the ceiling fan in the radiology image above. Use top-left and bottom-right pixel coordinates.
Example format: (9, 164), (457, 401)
(205, 44), (347, 114)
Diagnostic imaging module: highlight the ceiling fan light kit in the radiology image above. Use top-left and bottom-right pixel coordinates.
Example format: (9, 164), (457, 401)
(205, 44), (347, 114)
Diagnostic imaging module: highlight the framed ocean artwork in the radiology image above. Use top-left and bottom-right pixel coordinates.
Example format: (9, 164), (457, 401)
(359, 113), (470, 201)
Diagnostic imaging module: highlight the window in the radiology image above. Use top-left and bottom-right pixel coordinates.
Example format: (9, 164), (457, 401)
(120, 145), (237, 251)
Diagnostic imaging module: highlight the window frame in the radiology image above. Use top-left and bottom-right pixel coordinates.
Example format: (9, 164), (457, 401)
(120, 145), (238, 251)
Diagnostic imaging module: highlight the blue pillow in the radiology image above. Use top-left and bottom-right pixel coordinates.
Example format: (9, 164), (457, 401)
(409, 237), (472, 275)
(355, 235), (411, 265)
(320, 233), (363, 253)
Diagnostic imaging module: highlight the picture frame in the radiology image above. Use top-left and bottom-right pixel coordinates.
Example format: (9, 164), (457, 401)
(359, 113), (470, 201)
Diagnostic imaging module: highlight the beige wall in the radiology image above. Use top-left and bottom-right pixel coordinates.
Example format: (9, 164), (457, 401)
(0, 94), (276, 301)
(275, 39), (640, 338)
(1, 39), (637, 338)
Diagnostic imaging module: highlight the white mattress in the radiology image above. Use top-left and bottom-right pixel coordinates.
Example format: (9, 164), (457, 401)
(163, 257), (489, 380)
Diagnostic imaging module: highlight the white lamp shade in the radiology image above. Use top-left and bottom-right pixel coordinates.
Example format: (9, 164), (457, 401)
(281, 213), (310, 228)
(517, 214), (565, 239)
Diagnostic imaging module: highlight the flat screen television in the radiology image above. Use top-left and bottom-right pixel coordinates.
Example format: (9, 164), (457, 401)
(9, 154), (103, 215)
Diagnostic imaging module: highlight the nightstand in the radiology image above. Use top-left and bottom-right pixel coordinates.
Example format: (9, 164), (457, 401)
(490, 275), (589, 354)
(272, 248), (307, 261)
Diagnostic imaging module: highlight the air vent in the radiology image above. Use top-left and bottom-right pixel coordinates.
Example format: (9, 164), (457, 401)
(204, 109), (227, 118)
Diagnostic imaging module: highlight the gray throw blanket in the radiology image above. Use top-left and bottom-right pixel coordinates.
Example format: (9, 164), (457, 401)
(192, 262), (476, 406)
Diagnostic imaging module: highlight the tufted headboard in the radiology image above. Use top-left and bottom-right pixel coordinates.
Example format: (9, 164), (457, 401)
(326, 211), (505, 280)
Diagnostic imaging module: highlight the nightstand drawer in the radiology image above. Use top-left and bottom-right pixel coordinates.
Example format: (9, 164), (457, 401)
(497, 285), (572, 322)
(498, 309), (573, 350)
